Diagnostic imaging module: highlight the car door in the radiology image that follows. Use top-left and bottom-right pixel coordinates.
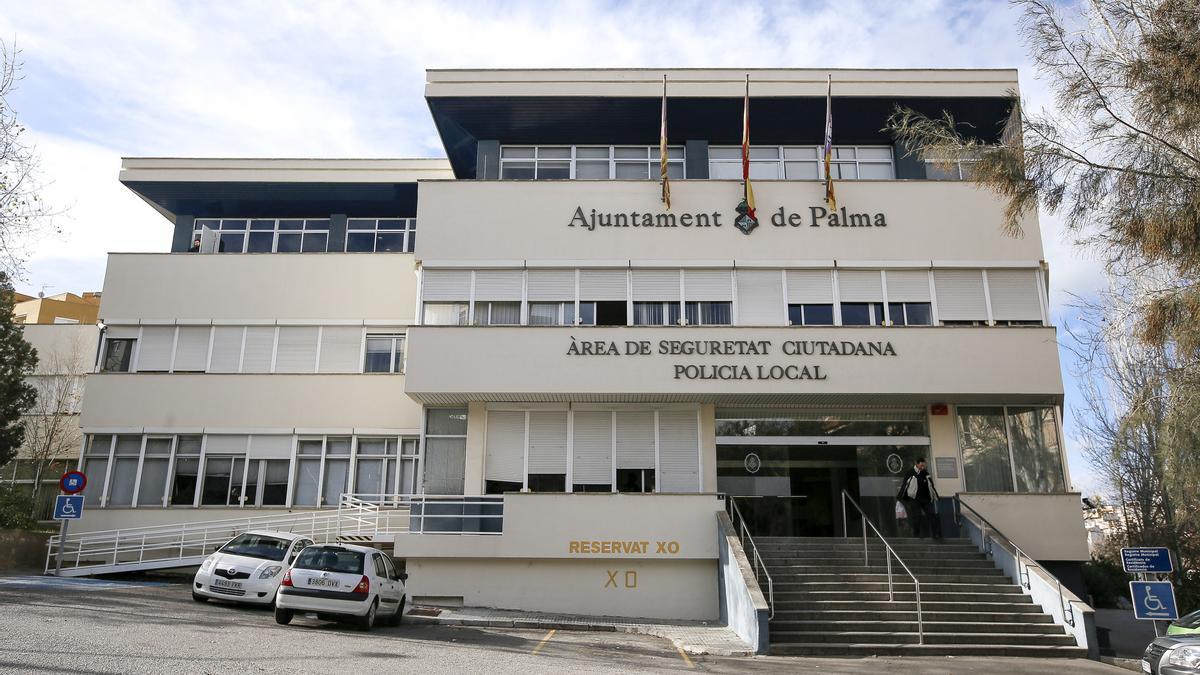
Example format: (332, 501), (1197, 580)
(372, 554), (400, 609)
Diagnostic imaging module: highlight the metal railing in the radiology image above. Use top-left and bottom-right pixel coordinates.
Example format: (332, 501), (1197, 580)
(345, 493), (504, 535)
(725, 497), (774, 618)
(954, 497), (1076, 628)
(840, 490), (924, 644)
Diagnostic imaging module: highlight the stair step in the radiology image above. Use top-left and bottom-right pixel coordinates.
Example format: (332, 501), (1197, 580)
(768, 631), (1078, 646)
(770, 610), (1054, 623)
(767, 572), (1006, 583)
(773, 600), (1043, 613)
(773, 591), (1030, 603)
(774, 581), (1022, 593)
(768, 620), (1067, 635)
(768, 643), (1088, 658)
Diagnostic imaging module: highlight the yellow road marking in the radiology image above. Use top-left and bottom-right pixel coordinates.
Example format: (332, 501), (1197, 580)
(676, 645), (694, 668)
(531, 629), (556, 655)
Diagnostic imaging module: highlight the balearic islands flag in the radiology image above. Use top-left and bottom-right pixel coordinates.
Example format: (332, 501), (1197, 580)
(823, 74), (837, 210)
(741, 74), (756, 219)
(660, 74), (671, 210)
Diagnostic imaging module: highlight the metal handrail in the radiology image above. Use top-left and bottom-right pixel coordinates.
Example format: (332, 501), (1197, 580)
(725, 497), (774, 619)
(840, 490), (923, 644)
(954, 497), (1077, 628)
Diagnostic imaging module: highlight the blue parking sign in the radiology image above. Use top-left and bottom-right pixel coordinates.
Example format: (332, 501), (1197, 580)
(53, 495), (84, 520)
(1130, 581), (1178, 621)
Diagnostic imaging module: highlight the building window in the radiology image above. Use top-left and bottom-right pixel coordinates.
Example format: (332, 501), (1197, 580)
(709, 145), (894, 180)
(685, 301), (732, 326)
(888, 302), (933, 326)
(957, 406), (1066, 493)
(364, 334), (405, 373)
(593, 301), (625, 326)
(137, 438), (173, 507)
(102, 338), (135, 372)
(527, 474), (566, 492)
(787, 304), (835, 326)
(107, 435), (142, 507)
(840, 302), (885, 326)
(424, 409), (468, 495)
(346, 218), (416, 253)
(528, 302), (578, 326)
(924, 158), (978, 180)
(632, 301), (682, 326)
(616, 468), (655, 493)
(170, 436), (202, 506)
(193, 218), (330, 253)
(485, 480), (522, 494)
(473, 301), (521, 326)
(499, 145), (685, 180)
(423, 303), (469, 326)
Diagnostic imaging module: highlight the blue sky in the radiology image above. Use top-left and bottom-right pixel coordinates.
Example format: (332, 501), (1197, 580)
(1, 0), (1104, 490)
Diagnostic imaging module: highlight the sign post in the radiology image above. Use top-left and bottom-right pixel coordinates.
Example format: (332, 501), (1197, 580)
(53, 472), (87, 577)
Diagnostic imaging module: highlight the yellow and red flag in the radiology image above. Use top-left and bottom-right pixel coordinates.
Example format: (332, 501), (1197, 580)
(823, 74), (837, 210)
(741, 74), (756, 219)
(660, 74), (671, 210)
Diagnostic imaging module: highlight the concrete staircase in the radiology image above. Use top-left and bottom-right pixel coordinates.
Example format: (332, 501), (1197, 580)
(760, 536), (1087, 657)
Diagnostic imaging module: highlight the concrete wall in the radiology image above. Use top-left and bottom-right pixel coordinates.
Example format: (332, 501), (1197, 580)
(22, 324), (100, 375)
(404, 326), (1065, 404)
(398, 493), (724, 620)
(0, 530), (53, 571)
(415, 180), (1043, 263)
(99, 253), (419, 322)
(80, 374), (421, 431)
(716, 512), (769, 653)
(960, 492), (1089, 561)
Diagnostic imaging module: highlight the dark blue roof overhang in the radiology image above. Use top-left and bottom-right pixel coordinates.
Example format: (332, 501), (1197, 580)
(120, 180), (420, 221)
(428, 95), (1014, 178)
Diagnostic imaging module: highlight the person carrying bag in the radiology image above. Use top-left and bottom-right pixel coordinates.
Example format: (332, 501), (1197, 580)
(895, 457), (943, 540)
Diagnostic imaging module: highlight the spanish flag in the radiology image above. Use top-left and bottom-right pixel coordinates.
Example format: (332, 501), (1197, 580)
(660, 74), (671, 210)
(823, 74), (837, 210)
(741, 74), (756, 219)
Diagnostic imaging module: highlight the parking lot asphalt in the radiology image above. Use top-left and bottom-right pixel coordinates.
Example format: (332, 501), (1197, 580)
(0, 575), (1126, 674)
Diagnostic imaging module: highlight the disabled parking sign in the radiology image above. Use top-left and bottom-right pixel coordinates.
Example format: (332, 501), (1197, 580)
(1129, 581), (1178, 621)
(53, 495), (84, 520)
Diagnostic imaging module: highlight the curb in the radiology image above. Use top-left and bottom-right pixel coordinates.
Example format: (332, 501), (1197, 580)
(405, 613), (755, 657)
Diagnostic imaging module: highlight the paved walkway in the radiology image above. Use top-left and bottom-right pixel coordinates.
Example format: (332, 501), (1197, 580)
(405, 605), (755, 656)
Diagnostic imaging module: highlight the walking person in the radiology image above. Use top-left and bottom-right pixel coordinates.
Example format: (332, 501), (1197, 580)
(896, 458), (943, 540)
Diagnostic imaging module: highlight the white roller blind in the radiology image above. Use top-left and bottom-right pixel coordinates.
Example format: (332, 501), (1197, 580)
(527, 411), (568, 474)
(615, 411), (655, 470)
(657, 411), (699, 493)
(106, 326), (139, 339)
(885, 270), (931, 302)
(422, 269), (472, 301)
(572, 411), (612, 485)
(527, 269), (575, 301)
(987, 269), (1043, 321)
(786, 270), (834, 303)
(474, 270), (524, 301)
(838, 270), (883, 302)
(275, 327), (319, 373)
(579, 269), (628, 301)
(209, 327), (244, 373)
(173, 326), (210, 372)
(136, 326), (175, 372)
(934, 270), (989, 320)
(735, 269), (785, 325)
(241, 327), (275, 373)
(248, 435), (293, 459)
(318, 326), (362, 373)
(632, 269), (681, 301)
(485, 411), (525, 483)
(205, 435), (248, 454)
(684, 269), (733, 301)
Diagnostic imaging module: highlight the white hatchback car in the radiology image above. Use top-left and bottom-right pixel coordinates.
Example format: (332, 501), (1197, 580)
(274, 543), (406, 631)
(192, 531), (314, 605)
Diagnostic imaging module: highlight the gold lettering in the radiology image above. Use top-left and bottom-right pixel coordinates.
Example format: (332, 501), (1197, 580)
(625, 571), (638, 588)
(569, 541), (580, 553)
(605, 570), (618, 588)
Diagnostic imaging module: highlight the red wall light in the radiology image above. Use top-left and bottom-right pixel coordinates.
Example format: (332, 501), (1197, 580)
(930, 404), (949, 416)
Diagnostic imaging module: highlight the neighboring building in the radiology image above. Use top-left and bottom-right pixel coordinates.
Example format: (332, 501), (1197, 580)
(1083, 496), (1124, 554)
(69, 69), (1088, 628)
(13, 291), (102, 325)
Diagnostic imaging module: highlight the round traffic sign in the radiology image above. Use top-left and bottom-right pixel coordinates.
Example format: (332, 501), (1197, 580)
(60, 470), (87, 494)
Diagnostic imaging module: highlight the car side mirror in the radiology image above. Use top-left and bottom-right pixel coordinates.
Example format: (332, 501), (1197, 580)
(397, 573), (408, 582)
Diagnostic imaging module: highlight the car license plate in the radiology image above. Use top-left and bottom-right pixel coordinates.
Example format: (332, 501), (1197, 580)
(307, 577), (340, 588)
(212, 578), (242, 589)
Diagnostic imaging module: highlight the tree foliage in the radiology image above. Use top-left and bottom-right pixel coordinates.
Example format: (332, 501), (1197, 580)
(0, 271), (37, 467)
(0, 40), (55, 279)
(887, 0), (1200, 356)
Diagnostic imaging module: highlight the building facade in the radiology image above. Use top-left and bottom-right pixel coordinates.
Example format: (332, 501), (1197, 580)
(71, 69), (1088, 618)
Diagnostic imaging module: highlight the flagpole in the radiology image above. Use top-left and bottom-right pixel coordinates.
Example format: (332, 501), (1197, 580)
(660, 74), (670, 209)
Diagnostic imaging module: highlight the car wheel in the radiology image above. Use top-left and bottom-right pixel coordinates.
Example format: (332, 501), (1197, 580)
(274, 606), (293, 625)
(395, 596), (406, 625)
(358, 600), (377, 631)
(192, 591), (208, 603)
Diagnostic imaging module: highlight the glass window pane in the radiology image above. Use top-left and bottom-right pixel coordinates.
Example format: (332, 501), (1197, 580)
(787, 305), (803, 326)
(709, 147), (741, 160)
(1009, 407), (1066, 492)
(841, 303), (872, 325)
(708, 162), (742, 179)
(668, 147), (685, 159)
(958, 407), (1014, 491)
(803, 304), (834, 325)
(749, 147), (779, 159)
(614, 147), (647, 159)
(347, 219), (375, 231)
(576, 147), (609, 159)
(278, 219), (304, 231)
(423, 303), (468, 326)
(247, 232), (274, 253)
(358, 439), (388, 456)
(304, 219), (330, 231)
(501, 146), (534, 159)
(500, 163), (535, 179)
(423, 437), (466, 495)
(833, 163), (858, 179)
(537, 147), (571, 159)
(859, 163), (893, 179)
(632, 302), (664, 326)
(277, 233), (302, 252)
(242, 458), (259, 506)
(426, 408), (468, 436)
(201, 457), (233, 506)
(298, 439), (323, 456)
(107, 457), (138, 506)
(748, 162), (780, 180)
(833, 147), (857, 159)
(83, 458), (108, 507)
(575, 161), (609, 179)
(301, 232), (328, 253)
(666, 163), (685, 179)
(294, 458), (320, 506)
(784, 162), (819, 179)
(377, 219), (404, 230)
(219, 219), (247, 230)
(170, 456), (198, 506)
(262, 460), (288, 505)
(346, 233), (374, 252)
(536, 162), (570, 179)
(250, 219), (275, 231)
(784, 146), (818, 159)
(528, 302), (560, 326)
(615, 163), (649, 179)
(218, 233), (244, 253)
(195, 219), (219, 230)
(355, 458), (385, 496)
(375, 232), (404, 252)
(905, 303), (932, 326)
(364, 338), (392, 372)
(484, 302), (520, 325)
(327, 437), (351, 456)
(858, 147), (893, 160)
(577, 302), (596, 326)
(322, 458), (349, 506)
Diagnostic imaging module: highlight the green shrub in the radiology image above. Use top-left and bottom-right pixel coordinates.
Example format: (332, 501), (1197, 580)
(1082, 556), (1128, 608)
(0, 483), (38, 530)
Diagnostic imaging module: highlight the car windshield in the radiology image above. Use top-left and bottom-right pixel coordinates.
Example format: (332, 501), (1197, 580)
(293, 547), (364, 575)
(1177, 609), (1200, 629)
(218, 534), (290, 561)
